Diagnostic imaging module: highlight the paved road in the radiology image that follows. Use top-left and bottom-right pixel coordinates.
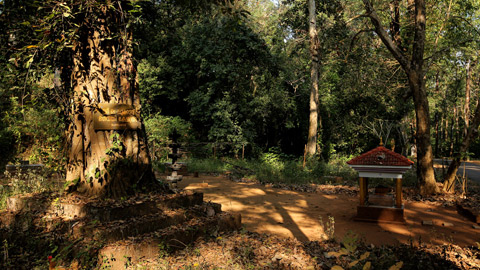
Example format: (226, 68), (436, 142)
(434, 159), (480, 184)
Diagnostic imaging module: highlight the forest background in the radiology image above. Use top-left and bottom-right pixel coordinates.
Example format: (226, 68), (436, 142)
(1, 0), (480, 194)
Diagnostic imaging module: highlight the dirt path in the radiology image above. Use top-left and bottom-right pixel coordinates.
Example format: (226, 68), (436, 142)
(178, 174), (480, 247)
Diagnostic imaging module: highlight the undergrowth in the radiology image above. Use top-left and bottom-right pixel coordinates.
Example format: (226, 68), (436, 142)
(0, 168), (62, 210)
(185, 153), (359, 186)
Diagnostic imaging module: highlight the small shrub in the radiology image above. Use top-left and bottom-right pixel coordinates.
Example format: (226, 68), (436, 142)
(319, 215), (335, 240)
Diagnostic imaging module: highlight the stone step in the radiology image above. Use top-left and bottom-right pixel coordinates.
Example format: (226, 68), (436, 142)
(6, 192), (57, 213)
(1, 191), (205, 234)
(98, 212), (241, 269)
(50, 191), (204, 221)
(77, 203), (222, 244)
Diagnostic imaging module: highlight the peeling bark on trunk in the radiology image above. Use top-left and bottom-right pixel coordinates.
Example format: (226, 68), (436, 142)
(65, 4), (159, 198)
(306, 0), (320, 156)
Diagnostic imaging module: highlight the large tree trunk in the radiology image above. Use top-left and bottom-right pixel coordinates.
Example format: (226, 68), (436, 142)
(306, 0), (320, 156)
(65, 3), (158, 198)
(409, 71), (437, 194)
(409, 0), (439, 194)
(363, 0), (438, 194)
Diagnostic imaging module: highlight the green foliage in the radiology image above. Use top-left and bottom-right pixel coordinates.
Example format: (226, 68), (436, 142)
(105, 133), (124, 157)
(188, 152), (356, 186)
(250, 150), (357, 185)
(137, 0), (300, 156)
(144, 114), (193, 162)
(0, 169), (62, 209)
(319, 215), (335, 240)
(2, 0), (480, 189)
(186, 158), (231, 174)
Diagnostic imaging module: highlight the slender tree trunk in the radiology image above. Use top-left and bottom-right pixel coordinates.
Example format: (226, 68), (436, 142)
(465, 60), (471, 137)
(306, 0), (320, 156)
(434, 73), (440, 157)
(443, 99), (480, 192)
(445, 117), (449, 154)
(434, 112), (439, 157)
(443, 60), (478, 191)
(449, 107), (456, 156)
(65, 4), (158, 198)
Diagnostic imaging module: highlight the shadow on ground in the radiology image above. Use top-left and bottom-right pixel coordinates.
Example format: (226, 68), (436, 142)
(178, 174), (480, 247)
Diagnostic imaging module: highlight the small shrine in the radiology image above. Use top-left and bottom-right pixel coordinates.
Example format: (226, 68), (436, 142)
(347, 141), (413, 223)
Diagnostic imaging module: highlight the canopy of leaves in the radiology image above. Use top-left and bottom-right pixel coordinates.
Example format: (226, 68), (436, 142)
(1, 0), (480, 165)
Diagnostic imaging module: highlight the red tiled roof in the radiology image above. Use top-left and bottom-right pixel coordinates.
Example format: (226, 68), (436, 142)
(347, 146), (414, 166)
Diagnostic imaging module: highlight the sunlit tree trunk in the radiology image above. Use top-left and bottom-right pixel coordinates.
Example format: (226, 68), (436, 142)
(65, 2), (157, 198)
(444, 60), (478, 192)
(363, 0), (438, 195)
(449, 106), (456, 156)
(306, 0), (320, 156)
(444, 100), (480, 192)
(465, 60), (471, 137)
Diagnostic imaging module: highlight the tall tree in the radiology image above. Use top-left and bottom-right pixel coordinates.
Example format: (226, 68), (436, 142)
(431, 0), (480, 192)
(306, 0), (320, 156)
(4, 0), (163, 198)
(64, 1), (158, 197)
(361, 0), (438, 195)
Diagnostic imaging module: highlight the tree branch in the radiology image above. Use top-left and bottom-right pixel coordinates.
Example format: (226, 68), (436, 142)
(346, 13), (370, 25)
(362, 0), (410, 72)
(347, 28), (375, 59)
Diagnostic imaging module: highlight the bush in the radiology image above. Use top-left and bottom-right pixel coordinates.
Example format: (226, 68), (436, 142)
(220, 151), (358, 185)
(144, 114), (193, 162)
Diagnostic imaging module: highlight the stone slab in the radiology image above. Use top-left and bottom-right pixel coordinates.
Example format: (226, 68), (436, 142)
(355, 205), (405, 224)
(422, 220), (433, 226)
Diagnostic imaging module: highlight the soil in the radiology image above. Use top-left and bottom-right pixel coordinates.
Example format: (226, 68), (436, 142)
(128, 230), (480, 269)
(177, 174), (480, 247)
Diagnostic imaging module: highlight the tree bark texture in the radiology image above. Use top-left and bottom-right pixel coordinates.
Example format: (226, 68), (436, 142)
(65, 3), (157, 198)
(306, 0), (320, 156)
(363, 0), (438, 194)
